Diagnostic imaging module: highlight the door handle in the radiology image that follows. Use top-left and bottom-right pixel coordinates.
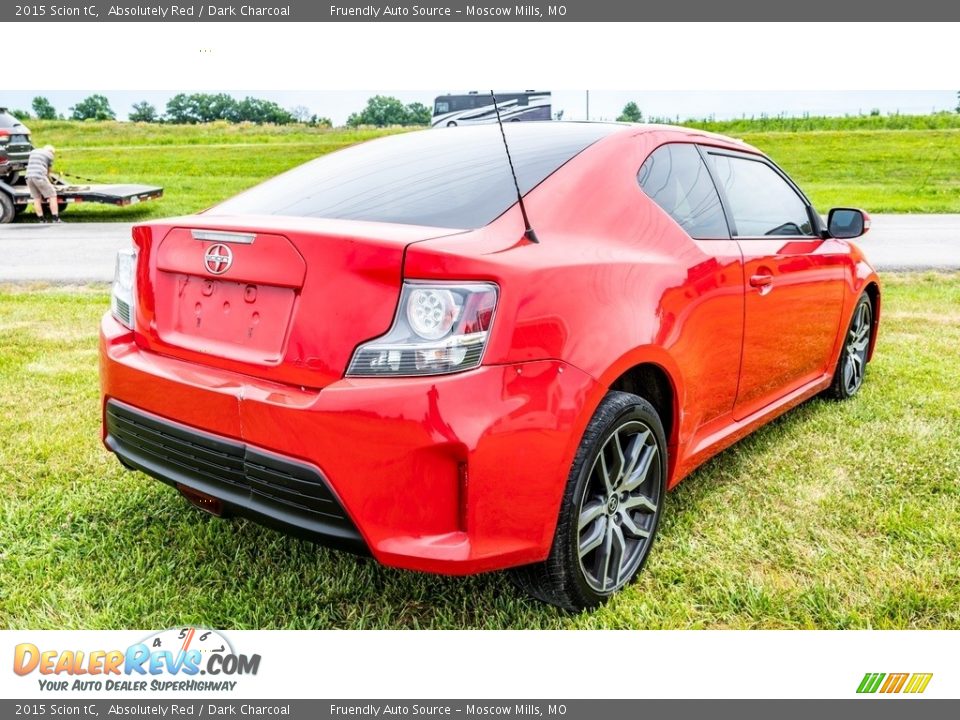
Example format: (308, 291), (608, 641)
(750, 274), (773, 288)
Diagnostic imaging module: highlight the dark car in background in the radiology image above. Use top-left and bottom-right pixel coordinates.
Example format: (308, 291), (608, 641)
(0, 108), (34, 184)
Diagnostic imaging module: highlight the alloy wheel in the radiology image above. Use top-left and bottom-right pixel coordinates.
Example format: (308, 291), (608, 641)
(577, 420), (661, 593)
(843, 301), (872, 395)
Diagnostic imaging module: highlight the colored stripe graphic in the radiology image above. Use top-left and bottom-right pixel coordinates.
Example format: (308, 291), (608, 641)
(880, 673), (909, 693)
(857, 672), (932, 694)
(903, 673), (934, 694)
(857, 673), (885, 693)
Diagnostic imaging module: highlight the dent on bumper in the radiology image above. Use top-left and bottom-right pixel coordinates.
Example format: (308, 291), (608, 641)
(100, 314), (601, 574)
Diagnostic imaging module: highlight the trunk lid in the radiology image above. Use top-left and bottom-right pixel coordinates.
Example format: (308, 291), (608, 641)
(134, 215), (464, 389)
(0, 131), (32, 168)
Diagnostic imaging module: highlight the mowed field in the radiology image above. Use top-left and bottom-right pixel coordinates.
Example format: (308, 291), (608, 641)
(0, 274), (957, 630)
(16, 115), (960, 222)
(18, 121), (401, 221)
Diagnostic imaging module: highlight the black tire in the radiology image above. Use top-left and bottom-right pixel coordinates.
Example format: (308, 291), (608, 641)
(0, 191), (14, 224)
(511, 391), (667, 611)
(57, 201), (68, 215)
(825, 292), (873, 400)
(446, 121), (457, 127)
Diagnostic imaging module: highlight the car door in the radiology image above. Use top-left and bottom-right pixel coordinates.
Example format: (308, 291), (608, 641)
(703, 148), (845, 421)
(637, 142), (744, 431)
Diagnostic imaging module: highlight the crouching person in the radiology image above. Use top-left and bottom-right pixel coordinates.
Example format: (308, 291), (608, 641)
(25, 144), (60, 223)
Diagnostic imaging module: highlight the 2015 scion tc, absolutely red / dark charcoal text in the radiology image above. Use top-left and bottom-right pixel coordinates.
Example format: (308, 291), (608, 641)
(99, 123), (879, 610)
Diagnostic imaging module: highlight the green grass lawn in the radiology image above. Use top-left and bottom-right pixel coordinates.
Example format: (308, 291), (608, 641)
(0, 274), (958, 629)
(21, 121), (402, 221)
(742, 130), (960, 214)
(16, 117), (960, 222)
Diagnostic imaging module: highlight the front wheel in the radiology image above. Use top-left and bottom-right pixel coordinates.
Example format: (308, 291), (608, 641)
(511, 391), (667, 611)
(826, 292), (873, 400)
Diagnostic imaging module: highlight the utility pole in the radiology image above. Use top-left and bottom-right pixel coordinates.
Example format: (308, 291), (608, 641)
(586, 90), (590, 121)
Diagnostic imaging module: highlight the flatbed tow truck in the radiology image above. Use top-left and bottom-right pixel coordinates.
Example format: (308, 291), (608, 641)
(0, 175), (163, 223)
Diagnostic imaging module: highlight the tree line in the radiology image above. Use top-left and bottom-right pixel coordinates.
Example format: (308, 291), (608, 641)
(12, 94), (960, 127)
(9, 94), (433, 127)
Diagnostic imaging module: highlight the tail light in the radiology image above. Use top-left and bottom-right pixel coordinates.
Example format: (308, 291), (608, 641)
(110, 249), (138, 330)
(347, 282), (498, 377)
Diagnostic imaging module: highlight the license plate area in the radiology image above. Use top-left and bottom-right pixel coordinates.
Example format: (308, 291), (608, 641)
(154, 273), (296, 365)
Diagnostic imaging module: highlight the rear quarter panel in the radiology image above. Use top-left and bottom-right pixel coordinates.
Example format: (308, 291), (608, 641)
(404, 130), (751, 484)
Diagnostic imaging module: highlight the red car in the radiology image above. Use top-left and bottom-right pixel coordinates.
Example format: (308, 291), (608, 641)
(99, 123), (879, 611)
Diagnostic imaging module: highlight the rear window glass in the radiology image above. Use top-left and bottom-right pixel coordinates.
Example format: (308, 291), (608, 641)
(0, 112), (25, 130)
(208, 123), (618, 229)
(637, 143), (729, 239)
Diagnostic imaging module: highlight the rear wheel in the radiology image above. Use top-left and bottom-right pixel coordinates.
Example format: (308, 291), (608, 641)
(511, 391), (667, 611)
(0, 192), (14, 224)
(826, 293), (873, 400)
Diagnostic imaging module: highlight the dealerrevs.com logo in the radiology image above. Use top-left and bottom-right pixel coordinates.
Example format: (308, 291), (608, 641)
(13, 628), (261, 693)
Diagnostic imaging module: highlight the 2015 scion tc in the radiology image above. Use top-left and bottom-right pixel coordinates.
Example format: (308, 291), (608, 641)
(99, 123), (879, 610)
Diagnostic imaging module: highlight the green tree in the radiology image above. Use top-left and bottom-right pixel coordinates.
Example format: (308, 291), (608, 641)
(308, 115), (333, 128)
(617, 101), (643, 123)
(193, 93), (237, 123)
(10, 109), (31, 121)
(956, 91), (959, 113)
(129, 101), (158, 123)
(346, 96), (432, 127)
(405, 102), (432, 125)
(347, 95), (407, 127)
(70, 94), (115, 121)
(164, 93), (196, 123)
(229, 97), (295, 124)
(163, 93), (294, 125)
(31, 96), (57, 120)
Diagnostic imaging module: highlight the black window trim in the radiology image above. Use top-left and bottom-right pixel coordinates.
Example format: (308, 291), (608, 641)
(698, 145), (825, 240)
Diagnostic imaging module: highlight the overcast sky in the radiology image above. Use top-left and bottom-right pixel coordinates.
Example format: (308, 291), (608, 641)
(1, 90), (954, 124)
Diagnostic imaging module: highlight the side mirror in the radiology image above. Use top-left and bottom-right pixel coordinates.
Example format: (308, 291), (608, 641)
(828, 208), (870, 239)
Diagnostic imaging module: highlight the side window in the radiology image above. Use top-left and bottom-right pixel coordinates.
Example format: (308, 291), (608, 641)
(637, 143), (729, 239)
(709, 153), (815, 237)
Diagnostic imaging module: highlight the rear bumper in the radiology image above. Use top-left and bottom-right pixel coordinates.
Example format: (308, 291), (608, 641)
(0, 155), (29, 172)
(105, 399), (367, 554)
(100, 314), (601, 574)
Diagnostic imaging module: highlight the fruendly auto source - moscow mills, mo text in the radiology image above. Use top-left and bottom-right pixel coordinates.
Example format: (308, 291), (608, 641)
(328, 4), (566, 17)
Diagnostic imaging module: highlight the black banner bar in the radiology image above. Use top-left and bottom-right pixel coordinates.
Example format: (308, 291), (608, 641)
(4, 0), (960, 22)
(1, 700), (958, 719)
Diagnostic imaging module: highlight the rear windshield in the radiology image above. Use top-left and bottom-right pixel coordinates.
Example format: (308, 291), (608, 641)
(208, 123), (618, 229)
(0, 112), (26, 130)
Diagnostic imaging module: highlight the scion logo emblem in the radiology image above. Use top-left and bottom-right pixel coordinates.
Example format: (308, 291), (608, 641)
(204, 244), (233, 275)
